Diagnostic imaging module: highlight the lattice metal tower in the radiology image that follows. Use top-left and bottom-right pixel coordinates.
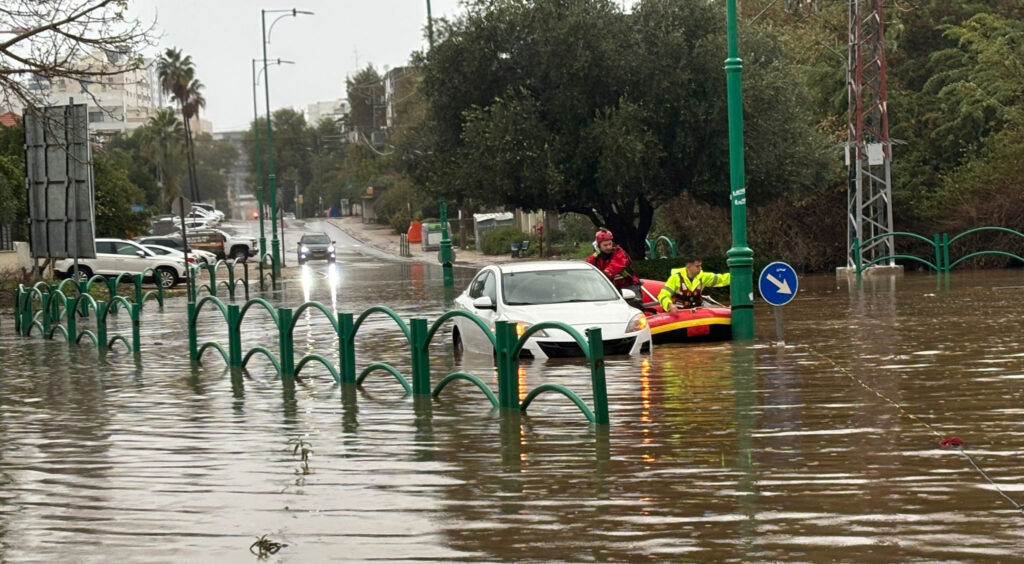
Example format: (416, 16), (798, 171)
(846, 0), (894, 268)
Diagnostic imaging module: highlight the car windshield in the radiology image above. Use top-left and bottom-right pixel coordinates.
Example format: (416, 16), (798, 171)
(501, 268), (620, 305)
(302, 235), (331, 245)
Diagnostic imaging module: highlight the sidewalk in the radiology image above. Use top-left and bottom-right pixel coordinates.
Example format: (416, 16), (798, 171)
(327, 217), (519, 268)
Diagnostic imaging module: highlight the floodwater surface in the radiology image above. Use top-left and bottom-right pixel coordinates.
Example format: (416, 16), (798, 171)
(2, 232), (1023, 561)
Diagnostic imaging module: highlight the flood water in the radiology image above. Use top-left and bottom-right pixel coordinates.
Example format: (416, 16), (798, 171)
(2, 229), (1024, 561)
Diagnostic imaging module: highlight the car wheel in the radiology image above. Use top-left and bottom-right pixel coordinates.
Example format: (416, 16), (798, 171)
(69, 265), (92, 282)
(157, 266), (178, 289)
(453, 329), (464, 356)
(231, 247), (248, 261)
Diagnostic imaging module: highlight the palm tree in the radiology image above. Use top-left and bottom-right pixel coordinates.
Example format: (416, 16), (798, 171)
(137, 108), (185, 206)
(156, 47), (205, 202)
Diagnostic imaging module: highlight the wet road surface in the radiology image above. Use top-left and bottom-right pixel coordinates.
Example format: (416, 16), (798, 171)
(2, 225), (1023, 561)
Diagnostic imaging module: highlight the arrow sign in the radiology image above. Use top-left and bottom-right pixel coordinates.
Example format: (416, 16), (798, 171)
(765, 273), (792, 295)
(758, 262), (799, 306)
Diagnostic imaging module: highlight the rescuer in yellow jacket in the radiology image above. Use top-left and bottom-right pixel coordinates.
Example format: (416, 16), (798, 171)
(657, 258), (731, 313)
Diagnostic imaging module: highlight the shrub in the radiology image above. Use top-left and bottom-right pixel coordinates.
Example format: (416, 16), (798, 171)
(482, 226), (536, 255)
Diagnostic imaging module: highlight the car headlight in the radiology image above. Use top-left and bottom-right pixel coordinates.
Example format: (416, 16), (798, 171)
(327, 245), (335, 253)
(300, 245), (309, 252)
(626, 313), (648, 333)
(515, 321), (547, 338)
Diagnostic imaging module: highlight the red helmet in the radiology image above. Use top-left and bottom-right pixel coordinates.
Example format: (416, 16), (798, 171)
(595, 229), (614, 243)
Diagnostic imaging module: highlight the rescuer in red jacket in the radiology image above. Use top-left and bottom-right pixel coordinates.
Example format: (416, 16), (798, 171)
(586, 228), (643, 308)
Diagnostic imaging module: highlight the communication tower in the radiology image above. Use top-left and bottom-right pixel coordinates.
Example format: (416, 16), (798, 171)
(846, 0), (895, 268)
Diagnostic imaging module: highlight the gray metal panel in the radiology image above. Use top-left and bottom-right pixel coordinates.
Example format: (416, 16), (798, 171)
(25, 103), (96, 259)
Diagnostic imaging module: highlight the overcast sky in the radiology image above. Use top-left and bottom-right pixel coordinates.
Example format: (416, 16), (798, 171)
(128, 0), (464, 132)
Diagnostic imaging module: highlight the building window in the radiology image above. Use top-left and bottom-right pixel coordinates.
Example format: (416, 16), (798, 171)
(0, 225), (12, 251)
(88, 111), (104, 123)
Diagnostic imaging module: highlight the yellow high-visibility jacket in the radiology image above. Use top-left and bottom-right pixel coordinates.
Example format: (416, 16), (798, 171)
(657, 268), (730, 310)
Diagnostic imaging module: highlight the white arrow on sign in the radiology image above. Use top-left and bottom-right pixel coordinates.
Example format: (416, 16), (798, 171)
(766, 273), (792, 294)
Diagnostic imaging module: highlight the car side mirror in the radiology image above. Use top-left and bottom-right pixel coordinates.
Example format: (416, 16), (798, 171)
(136, 250), (146, 258)
(620, 289), (636, 300)
(472, 296), (496, 310)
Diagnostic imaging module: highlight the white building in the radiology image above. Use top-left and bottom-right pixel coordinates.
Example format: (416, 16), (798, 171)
(35, 51), (157, 139)
(306, 99), (348, 126)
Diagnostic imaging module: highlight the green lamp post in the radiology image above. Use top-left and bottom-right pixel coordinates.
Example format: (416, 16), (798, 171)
(251, 58), (294, 260)
(724, 0), (754, 340)
(261, 8), (313, 277)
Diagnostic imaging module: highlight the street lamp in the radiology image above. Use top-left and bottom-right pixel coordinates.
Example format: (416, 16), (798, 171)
(252, 57), (294, 260)
(262, 7), (313, 276)
(724, 0), (754, 340)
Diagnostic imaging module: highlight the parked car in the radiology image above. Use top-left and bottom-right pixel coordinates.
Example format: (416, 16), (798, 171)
(134, 235), (214, 265)
(451, 261), (652, 359)
(192, 202), (226, 222)
(142, 243), (217, 267)
(53, 238), (189, 288)
(182, 228), (257, 261)
(297, 232), (336, 264)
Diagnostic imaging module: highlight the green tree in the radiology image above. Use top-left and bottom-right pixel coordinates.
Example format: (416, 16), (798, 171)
(92, 149), (150, 237)
(346, 65), (384, 137)
(410, 0), (831, 258)
(132, 108), (185, 207)
(156, 47), (206, 201)
(193, 132), (238, 210)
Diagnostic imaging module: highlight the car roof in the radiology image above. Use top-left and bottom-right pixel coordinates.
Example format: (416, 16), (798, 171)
(495, 260), (596, 274)
(300, 232), (329, 238)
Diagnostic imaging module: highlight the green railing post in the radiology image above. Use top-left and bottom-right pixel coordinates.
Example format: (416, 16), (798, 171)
(941, 233), (950, 273)
(853, 236), (862, 275)
(338, 312), (356, 384)
(96, 301), (108, 355)
(207, 264), (217, 298)
(133, 275), (143, 307)
(20, 289), (32, 337)
(494, 321), (519, 409)
(585, 327), (609, 426)
(187, 301), (198, 362)
(932, 233), (942, 272)
(228, 304), (242, 368)
(131, 303), (141, 354)
(410, 318), (430, 395)
(439, 200), (454, 289)
(40, 293), (51, 339)
(278, 307), (294, 377)
(243, 262), (250, 301)
(66, 296), (77, 346)
(106, 278), (118, 313)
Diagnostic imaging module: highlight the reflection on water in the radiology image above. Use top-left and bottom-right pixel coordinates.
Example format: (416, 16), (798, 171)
(1, 265), (1024, 561)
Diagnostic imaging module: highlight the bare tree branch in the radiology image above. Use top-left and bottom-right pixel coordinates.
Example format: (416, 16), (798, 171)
(0, 0), (155, 112)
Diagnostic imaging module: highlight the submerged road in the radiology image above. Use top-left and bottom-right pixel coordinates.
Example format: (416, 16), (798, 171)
(1, 230), (1024, 561)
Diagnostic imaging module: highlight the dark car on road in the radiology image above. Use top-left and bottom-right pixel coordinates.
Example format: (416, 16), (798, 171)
(298, 232), (335, 264)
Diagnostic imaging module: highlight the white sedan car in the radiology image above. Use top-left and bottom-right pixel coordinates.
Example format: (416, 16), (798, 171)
(142, 244), (217, 266)
(53, 238), (189, 288)
(452, 261), (652, 359)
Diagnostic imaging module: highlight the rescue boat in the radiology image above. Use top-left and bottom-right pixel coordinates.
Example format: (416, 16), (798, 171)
(638, 279), (732, 344)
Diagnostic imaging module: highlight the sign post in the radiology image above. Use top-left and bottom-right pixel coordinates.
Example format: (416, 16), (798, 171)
(172, 196), (192, 299)
(758, 261), (799, 345)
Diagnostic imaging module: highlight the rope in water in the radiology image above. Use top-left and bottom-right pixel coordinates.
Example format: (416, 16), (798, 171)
(810, 349), (1024, 516)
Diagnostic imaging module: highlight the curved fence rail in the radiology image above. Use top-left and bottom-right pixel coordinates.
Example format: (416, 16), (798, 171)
(852, 227), (1024, 274)
(13, 279), (147, 357)
(190, 297), (610, 425)
(11, 279), (611, 427)
(645, 236), (678, 260)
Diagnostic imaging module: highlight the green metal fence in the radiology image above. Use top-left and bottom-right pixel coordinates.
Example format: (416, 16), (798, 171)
(645, 236), (678, 260)
(11, 272), (159, 356)
(189, 296), (611, 425)
(852, 227), (1024, 274)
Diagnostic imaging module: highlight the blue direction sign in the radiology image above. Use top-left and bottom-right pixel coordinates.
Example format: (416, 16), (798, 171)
(758, 261), (799, 306)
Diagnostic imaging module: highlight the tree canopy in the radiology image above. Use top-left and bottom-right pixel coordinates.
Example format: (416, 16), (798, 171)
(408, 0), (831, 258)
